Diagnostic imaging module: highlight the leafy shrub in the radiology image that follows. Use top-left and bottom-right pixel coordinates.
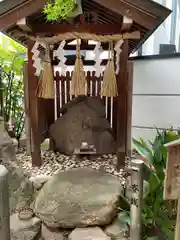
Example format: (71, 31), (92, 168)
(44, 0), (76, 21)
(0, 34), (26, 139)
(119, 129), (179, 239)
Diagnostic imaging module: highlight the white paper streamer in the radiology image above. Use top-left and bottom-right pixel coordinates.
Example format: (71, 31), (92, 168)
(93, 42), (103, 77)
(53, 40), (67, 76)
(31, 41), (43, 76)
(114, 39), (124, 75)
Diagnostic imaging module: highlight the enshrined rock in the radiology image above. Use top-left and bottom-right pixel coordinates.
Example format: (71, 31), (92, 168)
(10, 213), (41, 240)
(34, 168), (122, 228)
(49, 96), (116, 154)
(68, 227), (110, 240)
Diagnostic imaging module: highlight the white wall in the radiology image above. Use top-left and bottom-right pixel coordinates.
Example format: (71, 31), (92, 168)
(132, 57), (180, 142)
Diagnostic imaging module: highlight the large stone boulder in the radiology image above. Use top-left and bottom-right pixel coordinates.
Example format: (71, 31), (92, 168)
(34, 168), (122, 228)
(49, 96), (116, 154)
(0, 117), (35, 214)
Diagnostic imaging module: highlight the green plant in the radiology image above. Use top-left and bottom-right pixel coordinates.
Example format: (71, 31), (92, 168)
(119, 128), (178, 239)
(0, 34), (26, 139)
(44, 0), (76, 21)
(135, 129), (178, 239)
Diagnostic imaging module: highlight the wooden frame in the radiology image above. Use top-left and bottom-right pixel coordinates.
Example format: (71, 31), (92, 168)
(164, 139), (180, 200)
(94, 0), (157, 29)
(31, 23), (123, 35)
(0, 0), (47, 30)
(0, 0), (171, 167)
(116, 40), (129, 169)
(164, 139), (180, 240)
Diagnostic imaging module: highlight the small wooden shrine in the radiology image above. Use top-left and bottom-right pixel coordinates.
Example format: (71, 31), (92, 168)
(0, 0), (171, 167)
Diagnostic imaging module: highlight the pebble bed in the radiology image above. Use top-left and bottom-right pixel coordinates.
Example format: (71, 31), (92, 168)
(15, 149), (125, 183)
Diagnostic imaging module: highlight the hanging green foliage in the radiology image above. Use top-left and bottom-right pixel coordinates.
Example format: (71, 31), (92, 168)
(44, 0), (76, 21)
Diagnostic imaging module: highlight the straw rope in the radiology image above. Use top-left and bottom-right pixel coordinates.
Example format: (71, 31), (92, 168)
(36, 44), (54, 99)
(71, 39), (87, 97)
(14, 30), (140, 45)
(101, 41), (118, 97)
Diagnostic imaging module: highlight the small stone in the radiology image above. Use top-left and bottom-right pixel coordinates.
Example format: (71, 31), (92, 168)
(10, 213), (41, 240)
(15, 150), (124, 183)
(19, 137), (27, 149)
(68, 227), (110, 240)
(30, 175), (52, 190)
(18, 209), (34, 220)
(41, 223), (64, 240)
(104, 218), (129, 240)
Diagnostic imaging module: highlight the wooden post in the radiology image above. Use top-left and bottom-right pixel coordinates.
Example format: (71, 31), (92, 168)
(0, 165), (10, 240)
(126, 61), (133, 157)
(163, 139), (180, 240)
(130, 159), (144, 240)
(23, 61), (31, 155)
(0, 67), (3, 117)
(27, 41), (42, 166)
(175, 199), (180, 240)
(116, 40), (129, 169)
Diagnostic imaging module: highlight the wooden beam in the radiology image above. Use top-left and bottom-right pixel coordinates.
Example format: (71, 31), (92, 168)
(124, 0), (171, 19)
(93, 0), (157, 30)
(31, 23), (122, 35)
(0, 0), (47, 31)
(17, 18), (32, 32)
(121, 16), (133, 32)
(0, 0), (28, 16)
(116, 40), (129, 169)
(27, 41), (42, 167)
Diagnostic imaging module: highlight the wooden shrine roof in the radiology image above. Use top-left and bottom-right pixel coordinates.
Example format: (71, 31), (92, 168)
(0, 0), (171, 56)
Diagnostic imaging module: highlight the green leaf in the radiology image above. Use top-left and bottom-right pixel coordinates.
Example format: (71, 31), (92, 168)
(44, 0), (76, 21)
(147, 237), (160, 240)
(148, 171), (160, 193)
(118, 212), (131, 225)
(132, 138), (154, 165)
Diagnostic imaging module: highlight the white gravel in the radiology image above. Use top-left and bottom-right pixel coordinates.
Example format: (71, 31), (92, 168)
(15, 149), (125, 183)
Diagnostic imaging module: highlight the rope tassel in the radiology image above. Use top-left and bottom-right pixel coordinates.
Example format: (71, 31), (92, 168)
(36, 44), (54, 99)
(71, 39), (87, 97)
(101, 41), (118, 97)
